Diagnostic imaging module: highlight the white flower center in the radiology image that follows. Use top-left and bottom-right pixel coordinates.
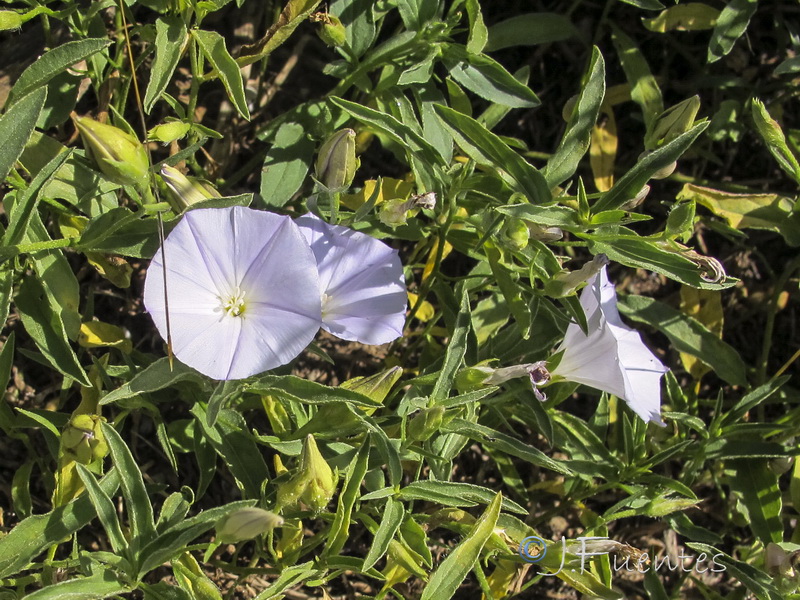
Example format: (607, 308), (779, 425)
(321, 292), (332, 317)
(220, 287), (247, 318)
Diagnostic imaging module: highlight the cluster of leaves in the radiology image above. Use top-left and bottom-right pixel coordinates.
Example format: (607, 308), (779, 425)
(1, 0), (800, 598)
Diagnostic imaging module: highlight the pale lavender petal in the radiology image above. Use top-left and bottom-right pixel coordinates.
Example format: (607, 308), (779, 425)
(553, 264), (667, 425)
(296, 213), (407, 345)
(144, 206), (322, 380)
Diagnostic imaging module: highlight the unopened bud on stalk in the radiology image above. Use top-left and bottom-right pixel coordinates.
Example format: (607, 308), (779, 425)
(74, 116), (150, 188)
(315, 129), (359, 190)
(215, 507), (284, 543)
(646, 96), (701, 150)
(379, 191), (437, 227)
(160, 165), (220, 212)
(500, 217), (529, 251)
(299, 434), (337, 513)
(457, 361), (550, 401)
(61, 414), (108, 464)
(311, 12), (347, 47)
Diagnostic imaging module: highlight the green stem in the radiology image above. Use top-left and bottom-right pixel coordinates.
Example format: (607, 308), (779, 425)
(0, 237), (73, 259)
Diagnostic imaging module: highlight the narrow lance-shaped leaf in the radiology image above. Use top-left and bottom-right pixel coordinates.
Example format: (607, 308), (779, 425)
(192, 29), (250, 120)
(708, 0), (758, 63)
(0, 87), (47, 184)
(420, 492), (502, 600)
(144, 16), (187, 113)
(544, 46), (605, 188)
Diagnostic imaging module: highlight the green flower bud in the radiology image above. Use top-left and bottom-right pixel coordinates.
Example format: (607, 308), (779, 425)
(499, 217), (529, 251)
(312, 12), (347, 47)
(61, 414), (108, 464)
(160, 165), (220, 212)
(645, 95), (701, 150)
(74, 116), (150, 188)
(298, 434), (337, 513)
(315, 129), (359, 190)
(407, 406), (445, 442)
(379, 198), (410, 228)
(148, 120), (192, 145)
(455, 364), (496, 392)
(215, 507), (284, 543)
(0, 10), (23, 31)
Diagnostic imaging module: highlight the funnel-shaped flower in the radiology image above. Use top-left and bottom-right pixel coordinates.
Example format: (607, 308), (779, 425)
(552, 266), (668, 425)
(295, 213), (406, 345)
(144, 207), (322, 380)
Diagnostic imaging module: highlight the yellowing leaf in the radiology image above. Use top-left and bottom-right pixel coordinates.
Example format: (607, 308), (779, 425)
(237, 0), (323, 66)
(485, 560), (519, 600)
(590, 107), (617, 192)
(408, 292), (435, 322)
(422, 237), (453, 284)
(677, 183), (800, 245)
(79, 321), (132, 354)
(643, 4), (720, 33)
(679, 286), (722, 380)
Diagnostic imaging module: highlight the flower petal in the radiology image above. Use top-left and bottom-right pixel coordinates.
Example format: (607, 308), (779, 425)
(296, 213), (406, 345)
(553, 265), (667, 425)
(144, 206), (322, 380)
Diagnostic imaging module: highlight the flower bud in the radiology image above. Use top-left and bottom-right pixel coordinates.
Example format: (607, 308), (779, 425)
(499, 217), (529, 251)
(544, 254), (609, 298)
(74, 116), (150, 188)
(379, 198), (411, 228)
(148, 120), (191, 145)
(619, 185), (650, 211)
(160, 165), (220, 212)
(215, 507), (283, 543)
(61, 414), (109, 464)
(311, 12), (347, 47)
(407, 406), (445, 442)
(0, 10), (23, 31)
(315, 129), (359, 190)
(645, 95), (701, 150)
(455, 364), (496, 392)
(298, 434), (337, 513)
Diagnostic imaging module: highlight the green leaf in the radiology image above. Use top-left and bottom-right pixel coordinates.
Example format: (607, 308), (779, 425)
(137, 500), (255, 575)
(591, 121), (708, 213)
(0, 469), (120, 579)
(249, 374), (382, 409)
(444, 418), (574, 475)
(686, 543), (784, 600)
(144, 16), (187, 113)
(643, 3), (720, 33)
(2, 149), (72, 246)
(618, 0), (664, 8)
(101, 422), (157, 555)
(585, 232), (734, 289)
(0, 270), (13, 336)
(727, 459), (783, 545)
(7, 38), (110, 104)
(75, 464), (128, 556)
(751, 98), (800, 185)
(190, 405), (270, 499)
(610, 26), (663, 130)
(0, 87), (47, 184)
(420, 492), (502, 600)
(485, 244), (531, 339)
(325, 438), (369, 557)
(486, 13), (578, 51)
(363, 498), (404, 571)
(206, 380), (242, 427)
(708, 0), (758, 63)
(618, 295), (747, 386)
(16, 275), (90, 387)
(442, 45), (540, 109)
(260, 122), (315, 207)
(399, 480), (526, 514)
(431, 285), (471, 402)
(463, 0), (488, 54)
(192, 29), (250, 120)
(543, 47), (605, 188)
(434, 104), (550, 203)
(100, 358), (206, 405)
(24, 568), (128, 599)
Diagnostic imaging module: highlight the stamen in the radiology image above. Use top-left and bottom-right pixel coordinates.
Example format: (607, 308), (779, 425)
(221, 287), (247, 317)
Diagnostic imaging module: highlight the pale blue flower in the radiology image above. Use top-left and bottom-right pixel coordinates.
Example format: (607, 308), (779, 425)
(295, 213), (406, 345)
(552, 265), (669, 425)
(144, 207), (322, 380)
